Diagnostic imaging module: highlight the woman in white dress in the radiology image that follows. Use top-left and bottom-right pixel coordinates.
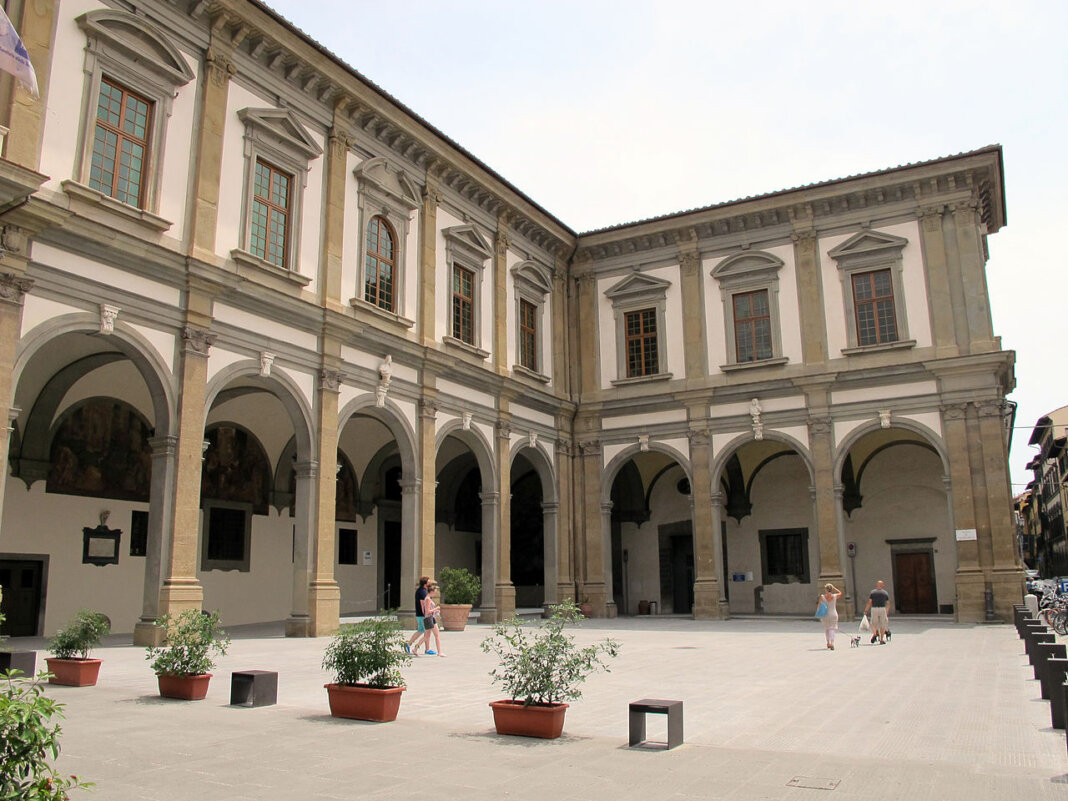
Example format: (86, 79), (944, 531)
(819, 583), (842, 650)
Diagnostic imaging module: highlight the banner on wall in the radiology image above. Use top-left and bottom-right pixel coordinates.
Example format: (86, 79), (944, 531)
(0, 8), (38, 98)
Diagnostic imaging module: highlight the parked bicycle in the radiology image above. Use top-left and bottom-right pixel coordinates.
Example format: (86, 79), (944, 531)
(1036, 583), (1068, 636)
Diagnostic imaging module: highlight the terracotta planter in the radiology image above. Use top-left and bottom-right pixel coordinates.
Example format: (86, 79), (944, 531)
(578, 602), (594, 619)
(157, 673), (212, 700)
(45, 657), (102, 687)
(325, 683), (405, 722)
(489, 699), (568, 739)
(439, 603), (472, 632)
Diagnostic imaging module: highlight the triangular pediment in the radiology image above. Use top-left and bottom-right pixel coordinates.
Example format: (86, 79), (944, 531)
(442, 224), (493, 260)
(238, 108), (323, 160)
(711, 250), (784, 280)
(828, 230), (908, 260)
(354, 157), (421, 210)
(604, 272), (671, 301)
(78, 10), (194, 87)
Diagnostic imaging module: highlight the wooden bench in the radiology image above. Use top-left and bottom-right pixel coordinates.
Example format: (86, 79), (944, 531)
(629, 698), (683, 749)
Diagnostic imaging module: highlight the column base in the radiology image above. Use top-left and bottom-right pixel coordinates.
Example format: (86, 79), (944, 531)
(284, 616), (313, 638)
(693, 579), (728, 619)
(307, 581), (341, 637)
(157, 579), (203, 617)
(954, 569), (988, 623)
(989, 567), (1026, 621)
(582, 583), (608, 618)
(555, 582), (576, 605)
(478, 606), (499, 625)
(133, 621), (166, 647)
(494, 582), (517, 622)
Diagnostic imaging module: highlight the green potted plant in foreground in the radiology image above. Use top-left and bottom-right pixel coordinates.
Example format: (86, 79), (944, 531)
(481, 599), (620, 739)
(46, 610), (110, 687)
(437, 566), (482, 631)
(145, 609), (230, 700)
(322, 615), (411, 722)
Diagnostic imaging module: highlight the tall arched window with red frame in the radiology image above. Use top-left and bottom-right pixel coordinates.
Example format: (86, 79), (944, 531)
(365, 216), (396, 312)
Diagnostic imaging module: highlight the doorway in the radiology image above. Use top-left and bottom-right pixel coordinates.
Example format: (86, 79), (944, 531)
(381, 520), (401, 611)
(893, 551), (937, 613)
(0, 558), (44, 636)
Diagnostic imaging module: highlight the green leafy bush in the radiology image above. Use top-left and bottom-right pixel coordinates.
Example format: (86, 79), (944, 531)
(321, 616), (411, 689)
(48, 611), (110, 660)
(0, 670), (93, 800)
(145, 609), (230, 677)
(480, 599), (620, 706)
(438, 566), (482, 605)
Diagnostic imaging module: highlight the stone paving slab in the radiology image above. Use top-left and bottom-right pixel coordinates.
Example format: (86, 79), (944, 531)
(6, 616), (1067, 800)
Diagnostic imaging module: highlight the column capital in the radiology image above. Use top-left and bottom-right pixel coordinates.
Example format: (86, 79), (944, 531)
(294, 460), (319, 480)
(419, 398), (439, 420)
(495, 421), (512, 440)
(688, 428), (710, 447)
(975, 399), (1006, 419)
(319, 368), (344, 393)
(0, 273), (33, 305)
(479, 490), (500, 505)
(940, 403), (969, 421)
(181, 326), (216, 356)
(148, 435), (178, 457)
(204, 46), (236, 86)
(578, 439), (601, 456)
(600, 501), (614, 514)
(807, 416), (832, 436)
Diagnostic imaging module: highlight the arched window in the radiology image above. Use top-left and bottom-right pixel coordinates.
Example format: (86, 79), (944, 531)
(365, 216), (395, 312)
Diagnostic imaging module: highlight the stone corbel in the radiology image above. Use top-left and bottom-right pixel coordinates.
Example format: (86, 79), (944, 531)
(99, 304), (120, 335)
(259, 351), (275, 377)
(375, 355), (392, 407)
(638, 434), (649, 452)
(750, 397), (764, 441)
(878, 409), (891, 429)
(528, 431), (537, 448)
(461, 411), (472, 430)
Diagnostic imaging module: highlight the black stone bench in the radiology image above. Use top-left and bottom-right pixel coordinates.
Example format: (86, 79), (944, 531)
(629, 698), (683, 749)
(0, 650), (36, 677)
(230, 670), (277, 707)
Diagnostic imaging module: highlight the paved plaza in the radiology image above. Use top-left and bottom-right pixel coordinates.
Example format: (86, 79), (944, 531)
(7, 615), (1067, 800)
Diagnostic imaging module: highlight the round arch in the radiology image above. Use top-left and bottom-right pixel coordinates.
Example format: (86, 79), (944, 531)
(435, 419), (497, 490)
(832, 419), (950, 480)
(205, 361), (315, 459)
(338, 394), (418, 480)
(709, 431), (815, 489)
(509, 439), (558, 504)
(601, 441), (693, 505)
(14, 314), (176, 437)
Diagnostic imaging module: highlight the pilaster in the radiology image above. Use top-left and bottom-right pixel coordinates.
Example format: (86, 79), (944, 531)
(418, 397), (438, 582)
(133, 435), (177, 646)
(189, 44), (235, 263)
(578, 439), (607, 615)
(305, 366), (343, 636)
(807, 413), (844, 584)
(2, 0), (58, 169)
(950, 201), (997, 353)
(419, 173), (442, 346)
(551, 261), (570, 392)
(494, 417), (514, 619)
(688, 425), (725, 619)
(0, 274), (32, 520)
(679, 247), (707, 381)
(320, 121), (353, 307)
(791, 228), (828, 365)
(492, 224), (509, 373)
(574, 271), (600, 397)
(916, 205), (958, 357)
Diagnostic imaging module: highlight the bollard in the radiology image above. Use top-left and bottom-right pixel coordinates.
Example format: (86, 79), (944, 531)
(1038, 644), (1068, 701)
(1049, 659), (1068, 729)
(1031, 632), (1056, 670)
(1017, 611), (1036, 638)
(1025, 593), (1039, 619)
(1023, 623), (1048, 657)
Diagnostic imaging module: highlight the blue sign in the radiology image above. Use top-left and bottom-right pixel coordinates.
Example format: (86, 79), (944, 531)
(732, 572), (746, 582)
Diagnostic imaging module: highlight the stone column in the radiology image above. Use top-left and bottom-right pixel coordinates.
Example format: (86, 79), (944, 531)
(807, 415), (845, 588)
(2, 0), (59, 168)
(305, 367), (343, 636)
(917, 205), (959, 357)
(479, 491), (500, 623)
(320, 123), (352, 308)
(551, 262), (570, 393)
(158, 326), (214, 617)
(574, 271), (599, 397)
(417, 398), (437, 585)
(600, 501), (616, 618)
(494, 420), (516, 618)
(554, 437), (575, 604)
(578, 439), (607, 615)
(188, 46), (235, 263)
(493, 225), (510, 374)
(710, 491), (729, 615)
(689, 428), (725, 618)
(398, 478), (421, 619)
(541, 500), (560, 612)
(133, 436), (177, 646)
(0, 274), (32, 521)
(679, 247), (708, 381)
(419, 175), (442, 346)
(951, 201), (997, 354)
(791, 229), (829, 366)
(286, 459), (316, 636)
(942, 403), (982, 621)
(833, 484), (855, 619)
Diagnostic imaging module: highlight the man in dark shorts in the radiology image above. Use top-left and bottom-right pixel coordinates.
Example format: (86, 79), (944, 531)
(406, 576), (431, 655)
(864, 580), (891, 644)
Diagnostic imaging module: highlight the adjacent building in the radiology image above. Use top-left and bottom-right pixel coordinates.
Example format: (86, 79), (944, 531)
(0, 0), (1023, 639)
(1025, 407), (1068, 577)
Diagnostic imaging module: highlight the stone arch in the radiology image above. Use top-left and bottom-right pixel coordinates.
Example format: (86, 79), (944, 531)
(14, 314), (176, 438)
(338, 394), (418, 480)
(356, 442), (402, 521)
(204, 361), (314, 459)
(601, 441), (693, 505)
(435, 418), (497, 490)
(709, 430), (815, 490)
(833, 419), (950, 480)
(508, 439), (557, 504)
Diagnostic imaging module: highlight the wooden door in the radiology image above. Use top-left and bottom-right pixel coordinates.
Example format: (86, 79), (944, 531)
(893, 551), (937, 613)
(0, 560), (43, 636)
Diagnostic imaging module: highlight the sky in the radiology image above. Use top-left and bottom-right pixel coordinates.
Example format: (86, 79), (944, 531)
(263, 0), (1067, 491)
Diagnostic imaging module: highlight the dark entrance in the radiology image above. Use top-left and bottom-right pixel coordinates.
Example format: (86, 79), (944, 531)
(0, 559), (43, 636)
(670, 536), (694, 614)
(382, 521), (401, 611)
(893, 551), (937, 613)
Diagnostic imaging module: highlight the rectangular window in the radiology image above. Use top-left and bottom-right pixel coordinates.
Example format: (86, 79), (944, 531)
(207, 507), (246, 562)
(760, 528), (810, 584)
(452, 264), (475, 344)
(338, 528), (358, 565)
(625, 308), (659, 377)
(89, 78), (152, 208)
(250, 159), (291, 268)
(852, 269), (898, 346)
(733, 289), (772, 363)
(519, 298), (538, 371)
(129, 510), (148, 557)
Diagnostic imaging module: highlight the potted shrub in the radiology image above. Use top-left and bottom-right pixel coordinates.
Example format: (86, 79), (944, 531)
(437, 566), (482, 631)
(322, 615), (411, 722)
(480, 599), (620, 739)
(45, 609), (110, 687)
(145, 609), (230, 700)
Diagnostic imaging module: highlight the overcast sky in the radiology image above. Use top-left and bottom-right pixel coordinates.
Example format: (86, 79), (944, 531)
(264, 0), (1067, 490)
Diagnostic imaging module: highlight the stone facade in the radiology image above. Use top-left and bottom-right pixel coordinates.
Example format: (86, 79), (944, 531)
(0, 1), (1022, 638)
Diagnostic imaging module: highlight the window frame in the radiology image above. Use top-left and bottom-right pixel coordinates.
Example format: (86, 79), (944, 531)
(89, 77), (153, 209)
(71, 10), (194, 227)
(232, 108), (322, 286)
(452, 263), (476, 345)
(249, 157), (292, 269)
(623, 307), (660, 378)
(851, 268), (898, 346)
(711, 250), (788, 371)
(604, 272), (672, 385)
(442, 224), (492, 357)
(511, 260), (553, 381)
(759, 528), (810, 585)
(351, 157), (420, 326)
(200, 500), (252, 573)
(828, 229), (914, 354)
(363, 215), (397, 312)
